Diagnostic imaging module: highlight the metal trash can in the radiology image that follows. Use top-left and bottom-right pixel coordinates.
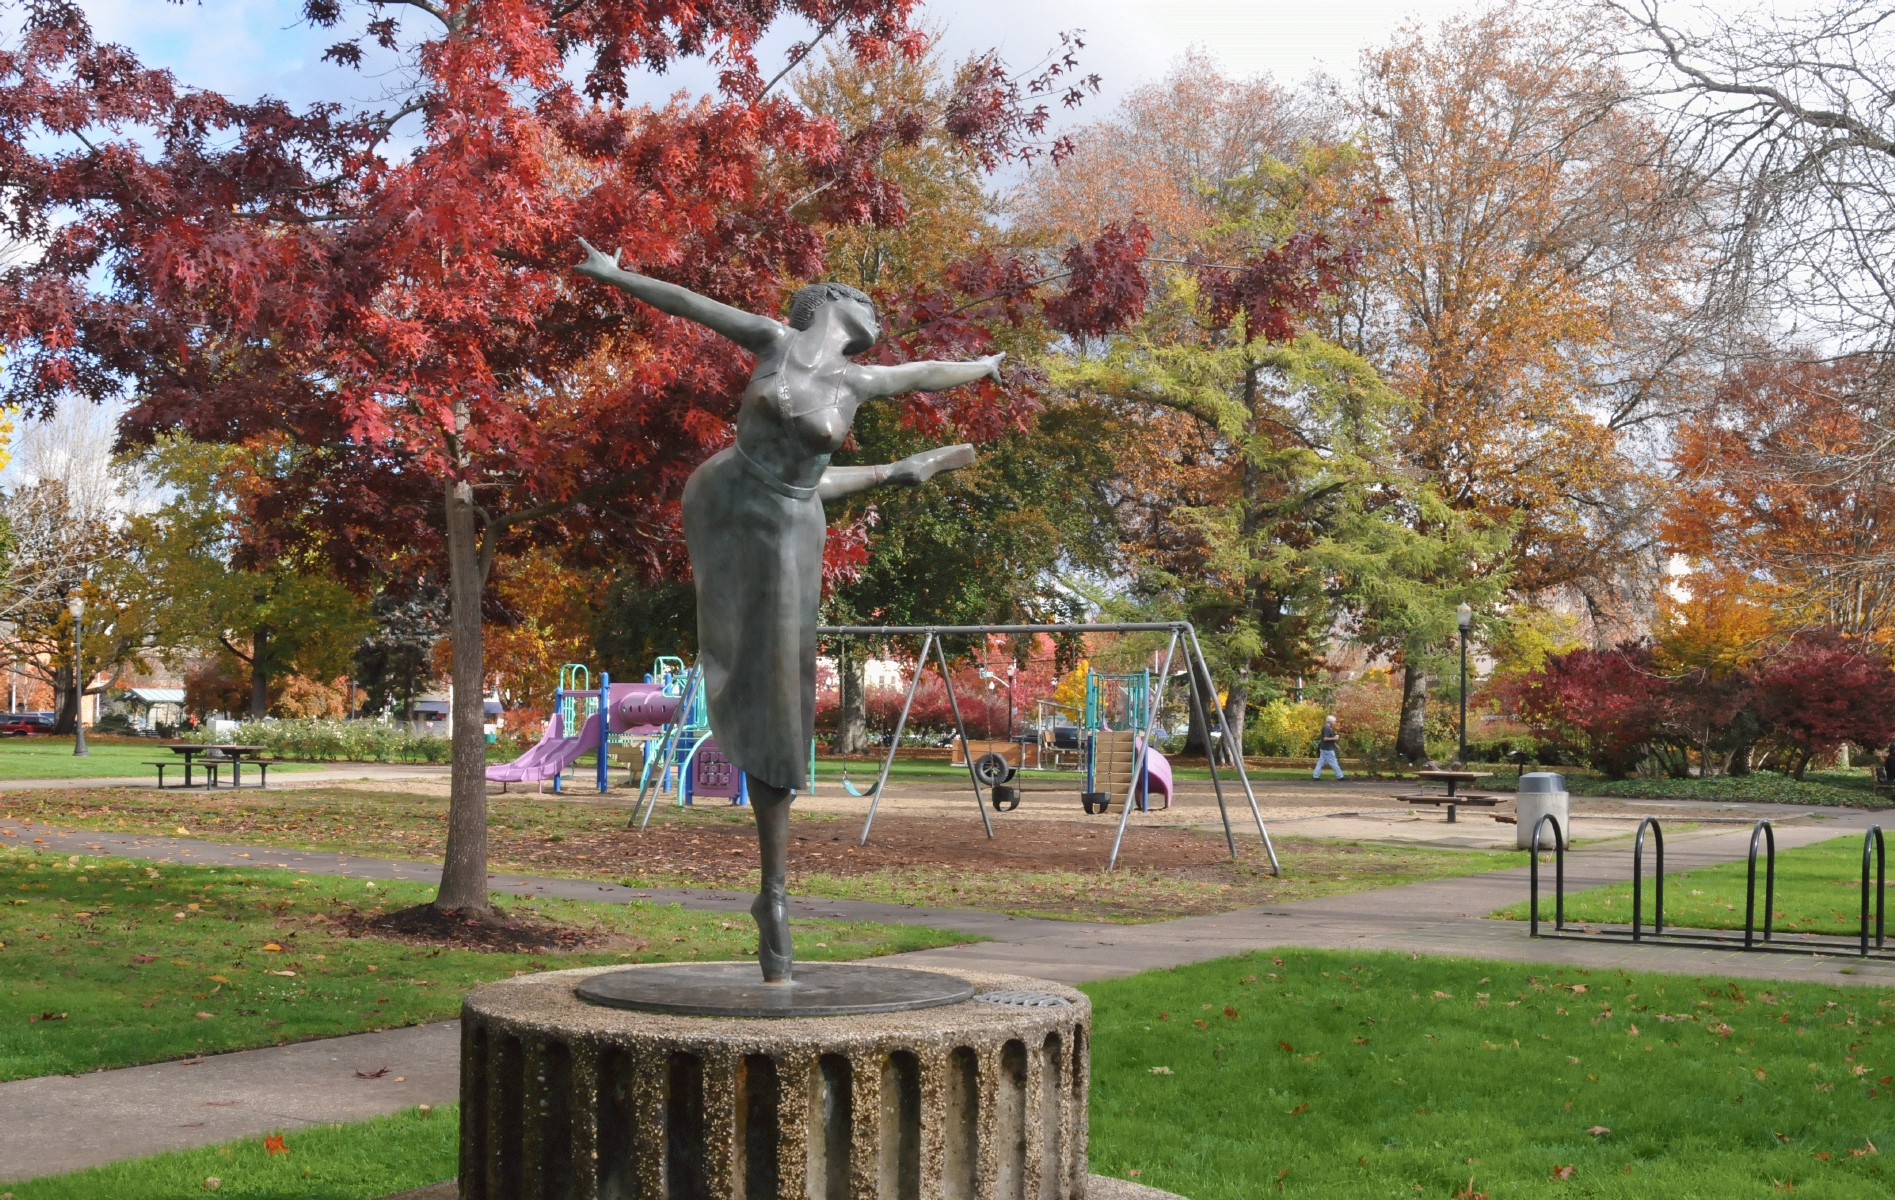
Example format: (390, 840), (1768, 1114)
(1515, 771), (1569, 850)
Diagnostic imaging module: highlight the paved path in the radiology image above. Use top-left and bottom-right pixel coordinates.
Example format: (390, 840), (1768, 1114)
(4, 807), (1893, 1182)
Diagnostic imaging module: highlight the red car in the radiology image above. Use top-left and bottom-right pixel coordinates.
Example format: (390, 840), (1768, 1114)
(0, 712), (56, 736)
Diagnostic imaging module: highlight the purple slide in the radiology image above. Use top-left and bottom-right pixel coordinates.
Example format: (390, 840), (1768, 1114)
(1135, 737), (1174, 810)
(486, 712), (601, 790)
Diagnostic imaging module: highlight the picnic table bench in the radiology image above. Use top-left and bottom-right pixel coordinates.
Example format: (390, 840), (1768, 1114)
(147, 745), (279, 789)
(1391, 791), (1505, 823)
(1393, 768), (1503, 823)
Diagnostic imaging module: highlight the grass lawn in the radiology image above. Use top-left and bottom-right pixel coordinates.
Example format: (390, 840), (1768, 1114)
(0, 843), (973, 1081)
(0, 788), (1520, 922)
(0, 737), (319, 781)
(1085, 949), (1895, 1199)
(0, 1105), (456, 1198)
(20, 949), (1895, 1198)
(1492, 833), (1893, 937)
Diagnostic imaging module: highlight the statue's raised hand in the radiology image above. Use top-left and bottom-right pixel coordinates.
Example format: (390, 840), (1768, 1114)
(574, 238), (624, 283)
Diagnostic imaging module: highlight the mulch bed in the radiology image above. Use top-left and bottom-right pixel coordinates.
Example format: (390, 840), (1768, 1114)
(503, 813), (1247, 885)
(319, 902), (647, 954)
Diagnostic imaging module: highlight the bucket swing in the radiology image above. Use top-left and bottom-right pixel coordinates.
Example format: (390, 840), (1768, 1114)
(975, 659), (1019, 810)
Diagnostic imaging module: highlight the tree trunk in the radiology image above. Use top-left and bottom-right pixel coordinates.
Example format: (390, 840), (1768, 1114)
(1222, 667), (1249, 767)
(1397, 664), (1429, 764)
(436, 473), (491, 914)
(834, 645), (868, 756)
(1184, 655), (1217, 760)
(51, 663), (75, 735)
(250, 627), (270, 720)
(1725, 740), (1752, 776)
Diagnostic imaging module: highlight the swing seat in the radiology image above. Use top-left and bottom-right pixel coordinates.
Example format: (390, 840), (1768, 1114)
(841, 776), (879, 798)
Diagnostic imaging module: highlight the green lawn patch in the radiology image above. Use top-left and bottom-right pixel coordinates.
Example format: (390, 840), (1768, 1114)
(1492, 833), (1891, 936)
(0, 1104), (455, 1198)
(0, 843), (973, 1081)
(0, 738), (318, 781)
(1083, 949), (1895, 1199)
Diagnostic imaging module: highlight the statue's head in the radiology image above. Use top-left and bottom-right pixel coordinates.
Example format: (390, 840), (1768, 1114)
(788, 282), (879, 354)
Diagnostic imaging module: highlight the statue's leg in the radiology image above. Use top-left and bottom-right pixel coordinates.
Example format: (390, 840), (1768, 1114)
(749, 780), (795, 982)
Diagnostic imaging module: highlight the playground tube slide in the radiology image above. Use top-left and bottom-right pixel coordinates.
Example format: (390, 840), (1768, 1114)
(486, 712), (602, 786)
(1141, 743), (1174, 808)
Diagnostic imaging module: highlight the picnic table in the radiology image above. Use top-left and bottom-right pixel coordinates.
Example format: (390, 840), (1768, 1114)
(149, 744), (274, 789)
(1393, 768), (1500, 823)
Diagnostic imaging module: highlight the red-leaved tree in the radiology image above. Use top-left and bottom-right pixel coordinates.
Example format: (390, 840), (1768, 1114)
(1750, 632), (1895, 780)
(1505, 643), (1674, 779)
(0, 2), (1139, 914)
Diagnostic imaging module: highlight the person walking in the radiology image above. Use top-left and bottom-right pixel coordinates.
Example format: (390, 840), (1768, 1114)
(1314, 715), (1344, 780)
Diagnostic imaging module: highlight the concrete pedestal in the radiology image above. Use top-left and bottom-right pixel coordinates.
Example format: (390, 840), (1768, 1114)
(459, 964), (1091, 1200)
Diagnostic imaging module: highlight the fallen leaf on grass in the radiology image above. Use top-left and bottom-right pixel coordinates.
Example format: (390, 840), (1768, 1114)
(1552, 1165), (1576, 1180)
(195, 1012), (214, 1020)
(1851, 1138), (1878, 1157)
(1587, 1126), (1610, 1138)
(200, 1179), (219, 1191)
(262, 943), (283, 952)
(1223, 1006), (1239, 1019)
(269, 970), (296, 978)
(1756, 1069), (1768, 1080)
(1127, 1170), (1141, 1178)
(1147, 1066), (1172, 1076)
(264, 1134), (288, 1156)
(28, 1012), (65, 1023)
(1454, 1180), (1488, 1200)
(1354, 1037), (1371, 1045)
(1567, 1057), (1581, 1065)
(207, 975), (228, 985)
(1278, 1041), (1294, 1053)
(356, 1067), (390, 1079)
(1814, 1151), (1831, 1161)
(1568, 985), (1588, 994)
(1287, 1103), (1309, 1115)
(128, 954), (155, 964)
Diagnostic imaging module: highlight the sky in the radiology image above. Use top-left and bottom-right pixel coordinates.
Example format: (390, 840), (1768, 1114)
(77, 0), (1483, 120)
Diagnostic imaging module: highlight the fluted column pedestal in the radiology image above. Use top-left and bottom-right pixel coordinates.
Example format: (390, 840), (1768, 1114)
(459, 964), (1091, 1200)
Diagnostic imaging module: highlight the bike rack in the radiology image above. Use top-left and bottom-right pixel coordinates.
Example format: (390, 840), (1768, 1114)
(1529, 818), (1895, 960)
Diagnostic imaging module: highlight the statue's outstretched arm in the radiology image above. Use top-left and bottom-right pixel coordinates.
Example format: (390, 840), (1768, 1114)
(573, 239), (785, 355)
(846, 353), (1004, 401)
(818, 444), (976, 502)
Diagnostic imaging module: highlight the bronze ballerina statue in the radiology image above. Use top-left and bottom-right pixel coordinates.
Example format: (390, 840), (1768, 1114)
(575, 239), (999, 983)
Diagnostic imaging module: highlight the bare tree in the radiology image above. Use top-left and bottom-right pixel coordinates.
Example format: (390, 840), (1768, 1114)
(1612, 0), (1895, 355)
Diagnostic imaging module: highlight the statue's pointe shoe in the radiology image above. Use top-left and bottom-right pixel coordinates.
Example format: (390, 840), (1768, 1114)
(752, 884), (793, 982)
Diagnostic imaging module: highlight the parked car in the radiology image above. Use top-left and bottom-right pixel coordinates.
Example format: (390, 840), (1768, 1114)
(0, 712), (56, 736)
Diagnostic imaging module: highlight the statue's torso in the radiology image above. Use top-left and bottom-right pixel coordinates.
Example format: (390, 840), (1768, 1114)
(736, 347), (857, 489)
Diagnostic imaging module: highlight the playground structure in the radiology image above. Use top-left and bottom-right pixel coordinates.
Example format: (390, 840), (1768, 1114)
(484, 621), (1279, 875)
(824, 621), (1278, 873)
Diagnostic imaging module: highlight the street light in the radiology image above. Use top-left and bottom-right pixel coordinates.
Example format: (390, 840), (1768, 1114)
(68, 594), (89, 757)
(1456, 601), (1473, 767)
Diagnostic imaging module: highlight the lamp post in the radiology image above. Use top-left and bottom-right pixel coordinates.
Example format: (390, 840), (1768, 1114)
(1455, 602), (1472, 767)
(68, 594), (89, 757)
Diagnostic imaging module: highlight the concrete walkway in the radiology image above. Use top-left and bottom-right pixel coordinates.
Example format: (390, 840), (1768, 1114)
(4, 807), (1893, 1182)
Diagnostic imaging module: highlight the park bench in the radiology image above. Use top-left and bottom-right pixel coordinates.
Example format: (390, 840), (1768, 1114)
(1390, 791), (1505, 824)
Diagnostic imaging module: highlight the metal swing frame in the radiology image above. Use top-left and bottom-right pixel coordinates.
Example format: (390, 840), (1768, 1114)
(820, 621), (1280, 874)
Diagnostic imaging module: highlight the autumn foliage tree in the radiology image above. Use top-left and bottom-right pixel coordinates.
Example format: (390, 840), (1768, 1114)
(0, 1), (1117, 915)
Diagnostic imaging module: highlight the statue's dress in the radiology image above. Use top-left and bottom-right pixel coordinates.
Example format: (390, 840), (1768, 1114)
(681, 356), (846, 791)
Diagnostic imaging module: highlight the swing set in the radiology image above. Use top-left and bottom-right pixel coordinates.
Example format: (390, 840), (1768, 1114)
(820, 620), (1280, 873)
